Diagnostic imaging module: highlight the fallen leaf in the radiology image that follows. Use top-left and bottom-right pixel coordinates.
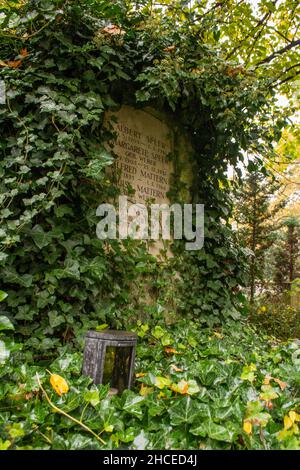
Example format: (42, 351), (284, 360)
(102, 25), (125, 36)
(265, 401), (273, 410)
(284, 415), (293, 431)
(213, 331), (223, 339)
(289, 410), (300, 422)
(140, 384), (154, 396)
(164, 347), (179, 354)
(170, 364), (183, 372)
(263, 375), (272, 385)
(163, 45), (176, 52)
(243, 420), (252, 435)
(49, 373), (69, 396)
(171, 380), (189, 395)
(154, 376), (171, 389)
(20, 48), (28, 57)
(6, 60), (22, 69)
(273, 378), (287, 390)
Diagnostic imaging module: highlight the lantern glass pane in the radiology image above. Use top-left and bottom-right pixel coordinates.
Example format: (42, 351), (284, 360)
(103, 345), (132, 393)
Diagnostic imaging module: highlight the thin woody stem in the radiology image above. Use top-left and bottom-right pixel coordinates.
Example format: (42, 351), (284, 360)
(36, 373), (106, 446)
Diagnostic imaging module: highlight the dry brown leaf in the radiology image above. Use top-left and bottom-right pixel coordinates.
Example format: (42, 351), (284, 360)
(6, 60), (22, 69)
(102, 25), (125, 36)
(163, 45), (176, 52)
(263, 375), (272, 385)
(273, 378), (287, 390)
(171, 364), (183, 372)
(164, 347), (180, 354)
(20, 48), (28, 57)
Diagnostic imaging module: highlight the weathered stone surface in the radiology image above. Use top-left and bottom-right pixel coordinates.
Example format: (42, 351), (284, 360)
(107, 105), (174, 205)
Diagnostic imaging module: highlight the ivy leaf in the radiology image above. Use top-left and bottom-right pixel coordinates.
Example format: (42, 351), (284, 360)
(241, 363), (257, 382)
(169, 396), (199, 425)
(84, 389), (100, 407)
(48, 311), (65, 328)
(121, 391), (145, 419)
(190, 420), (237, 443)
(0, 339), (10, 364)
(31, 225), (53, 249)
(154, 376), (171, 389)
(0, 290), (8, 302)
(0, 315), (14, 331)
(49, 373), (69, 396)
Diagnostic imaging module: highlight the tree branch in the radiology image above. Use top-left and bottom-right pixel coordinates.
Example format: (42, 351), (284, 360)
(255, 39), (300, 66)
(275, 70), (300, 87)
(269, 63), (300, 87)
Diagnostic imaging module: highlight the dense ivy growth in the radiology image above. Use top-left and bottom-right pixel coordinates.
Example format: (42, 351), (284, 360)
(1, 315), (300, 450)
(0, 0), (286, 353)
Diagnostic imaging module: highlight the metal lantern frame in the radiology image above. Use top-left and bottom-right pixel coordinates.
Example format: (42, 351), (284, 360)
(82, 330), (137, 392)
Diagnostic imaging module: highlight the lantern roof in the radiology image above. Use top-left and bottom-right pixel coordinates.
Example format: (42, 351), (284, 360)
(86, 330), (137, 342)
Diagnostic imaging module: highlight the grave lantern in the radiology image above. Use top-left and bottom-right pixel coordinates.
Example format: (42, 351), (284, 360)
(82, 330), (137, 393)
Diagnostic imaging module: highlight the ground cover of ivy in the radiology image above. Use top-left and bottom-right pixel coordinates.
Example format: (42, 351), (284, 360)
(1, 312), (300, 450)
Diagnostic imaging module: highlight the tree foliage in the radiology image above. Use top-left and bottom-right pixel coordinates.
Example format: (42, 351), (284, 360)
(1, 317), (300, 450)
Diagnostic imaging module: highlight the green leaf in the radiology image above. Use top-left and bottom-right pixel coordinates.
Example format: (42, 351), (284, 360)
(84, 389), (100, 407)
(122, 391), (145, 419)
(169, 396), (199, 425)
(31, 225), (53, 249)
(0, 291), (8, 302)
(190, 420), (237, 443)
(241, 363), (257, 382)
(96, 324), (109, 331)
(0, 315), (14, 331)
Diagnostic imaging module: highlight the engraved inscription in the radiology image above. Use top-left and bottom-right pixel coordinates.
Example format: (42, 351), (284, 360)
(108, 106), (173, 205)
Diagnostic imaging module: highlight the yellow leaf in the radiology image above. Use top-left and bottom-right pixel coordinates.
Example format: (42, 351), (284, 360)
(263, 375), (272, 385)
(139, 384), (154, 396)
(104, 424), (114, 433)
(154, 376), (171, 389)
(213, 331), (223, 339)
(135, 372), (146, 378)
(171, 380), (189, 395)
(289, 411), (297, 422)
(49, 373), (69, 397)
(295, 412), (300, 422)
(243, 420), (252, 434)
(284, 415), (293, 430)
(277, 428), (290, 441)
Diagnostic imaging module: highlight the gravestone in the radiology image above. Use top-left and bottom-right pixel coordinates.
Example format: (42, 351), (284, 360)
(105, 105), (194, 256)
(108, 105), (174, 206)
